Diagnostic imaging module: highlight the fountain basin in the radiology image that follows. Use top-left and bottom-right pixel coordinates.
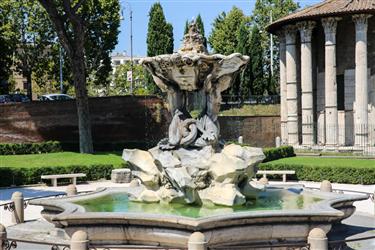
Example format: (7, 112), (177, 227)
(31, 185), (367, 248)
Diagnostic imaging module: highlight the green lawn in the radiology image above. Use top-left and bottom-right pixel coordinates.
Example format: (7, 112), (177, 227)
(219, 104), (280, 116)
(264, 156), (375, 168)
(0, 152), (124, 168)
(260, 156), (375, 184)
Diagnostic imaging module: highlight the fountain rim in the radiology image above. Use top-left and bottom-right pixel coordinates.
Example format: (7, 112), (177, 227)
(30, 185), (368, 229)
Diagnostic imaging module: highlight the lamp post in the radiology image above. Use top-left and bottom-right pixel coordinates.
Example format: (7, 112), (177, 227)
(59, 44), (64, 94)
(121, 1), (134, 95)
(270, 9), (274, 77)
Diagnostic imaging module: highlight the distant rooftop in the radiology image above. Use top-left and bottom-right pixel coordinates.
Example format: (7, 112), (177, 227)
(268, 0), (375, 33)
(111, 52), (144, 58)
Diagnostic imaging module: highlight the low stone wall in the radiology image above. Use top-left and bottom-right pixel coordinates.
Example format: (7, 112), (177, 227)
(0, 96), (280, 148)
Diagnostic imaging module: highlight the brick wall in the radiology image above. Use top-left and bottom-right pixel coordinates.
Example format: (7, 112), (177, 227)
(0, 96), (280, 148)
(0, 96), (169, 148)
(218, 115), (280, 147)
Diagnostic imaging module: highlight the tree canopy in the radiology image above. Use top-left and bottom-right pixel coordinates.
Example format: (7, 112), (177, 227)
(146, 2), (174, 94)
(0, 0), (120, 98)
(111, 62), (150, 96)
(147, 3), (174, 56)
(252, 0), (299, 94)
(248, 25), (266, 95)
(0, 1), (16, 94)
(236, 21), (252, 99)
(208, 7), (246, 55)
(36, 0), (120, 153)
(208, 7), (249, 99)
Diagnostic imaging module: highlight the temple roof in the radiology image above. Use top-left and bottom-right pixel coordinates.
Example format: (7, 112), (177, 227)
(268, 0), (375, 33)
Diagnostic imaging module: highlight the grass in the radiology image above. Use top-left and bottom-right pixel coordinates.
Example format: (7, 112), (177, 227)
(0, 152), (124, 168)
(263, 156), (375, 168)
(219, 104), (280, 116)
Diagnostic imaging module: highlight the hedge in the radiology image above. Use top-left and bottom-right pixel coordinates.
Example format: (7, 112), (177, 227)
(0, 141), (62, 155)
(259, 162), (375, 185)
(225, 141), (295, 163)
(0, 141), (153, 154)
(0, 164), (122, 187)
(262, 146), (295, 162)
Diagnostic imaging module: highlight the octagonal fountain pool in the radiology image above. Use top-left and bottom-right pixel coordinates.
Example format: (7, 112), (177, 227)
(31, 185), (367, 248)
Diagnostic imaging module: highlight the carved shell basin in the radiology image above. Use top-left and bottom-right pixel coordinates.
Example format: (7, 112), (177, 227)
(141, 52), (249, 92)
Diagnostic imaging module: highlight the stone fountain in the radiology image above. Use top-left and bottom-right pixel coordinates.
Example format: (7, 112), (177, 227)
(123, 21), (265, 207)
(31, 21), (368, 249)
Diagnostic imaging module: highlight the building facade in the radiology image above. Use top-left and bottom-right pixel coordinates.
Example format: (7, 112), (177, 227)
(268, 0), (375, 149)
(111, 52), (143, 73)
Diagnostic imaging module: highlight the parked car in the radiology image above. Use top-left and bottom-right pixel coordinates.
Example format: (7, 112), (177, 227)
(0, 95), (11, 104)
(9, 93), (30, 103)
(39, 94), (73, 101)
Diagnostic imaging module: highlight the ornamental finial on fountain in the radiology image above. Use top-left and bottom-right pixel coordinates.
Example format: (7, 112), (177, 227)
(179, 20), (208, 54)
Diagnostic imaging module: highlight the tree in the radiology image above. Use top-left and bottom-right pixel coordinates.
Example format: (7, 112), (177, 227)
(81, 0), (120, 90)
(0, 1), (16, 94)
(208, 7), (248, 99)
(146, 2), (174, 94)
(251, 0), (299, 94)
(195, 14), (207, 48)
(147, 3), (174, 56)
(111, 62), (150, 96)
(32, 44), (73, 95)
(248, 25), (266, 96)
(184, 20), (189, 35)
(208, 7), (246, 55)
(9, 0), (56, 99)
(37, 0), (120, 153)
(236, 21), (251, 100)
(1, 0), (119, 100)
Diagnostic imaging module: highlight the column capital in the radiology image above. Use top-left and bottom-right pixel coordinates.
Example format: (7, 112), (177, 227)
(283, 25), (297, 44)
(297, 21), (316, 43)
(322, 17), (341, 34)
(322, 17), (341, 44)
(353, 14), (372, 31)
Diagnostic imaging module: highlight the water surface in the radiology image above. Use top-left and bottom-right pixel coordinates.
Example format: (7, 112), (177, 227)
(75, 189), (322, 218)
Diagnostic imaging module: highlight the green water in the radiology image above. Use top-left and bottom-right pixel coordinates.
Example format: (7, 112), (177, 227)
(75, 190), (322, 218)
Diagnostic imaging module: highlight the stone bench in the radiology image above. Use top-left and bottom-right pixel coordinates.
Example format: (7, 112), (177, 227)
(41, 173), (86, 187)
(111, 169), (132, 183)
(256, 170), (295, 182)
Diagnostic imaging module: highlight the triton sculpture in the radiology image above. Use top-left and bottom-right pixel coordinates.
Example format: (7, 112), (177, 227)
(123, 21), (265, 206)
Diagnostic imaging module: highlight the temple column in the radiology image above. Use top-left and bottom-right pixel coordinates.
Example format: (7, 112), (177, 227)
(284, 25), (299, 145)
(277, 30), (288, 145)
(353, 14), (372, 147)
(322, 17), (341, 146)
(297, 21), (316, 146)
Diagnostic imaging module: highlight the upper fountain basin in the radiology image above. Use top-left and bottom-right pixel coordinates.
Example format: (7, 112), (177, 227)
(141, 52), (249, 92)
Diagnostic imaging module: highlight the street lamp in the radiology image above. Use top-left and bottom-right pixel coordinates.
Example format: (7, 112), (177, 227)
(120, 1), (134, 95)
(59, 44), (64, 94)
(270, 9), (274, 77)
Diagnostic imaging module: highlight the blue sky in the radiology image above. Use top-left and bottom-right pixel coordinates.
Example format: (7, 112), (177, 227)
(115, 0), (322, 56)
